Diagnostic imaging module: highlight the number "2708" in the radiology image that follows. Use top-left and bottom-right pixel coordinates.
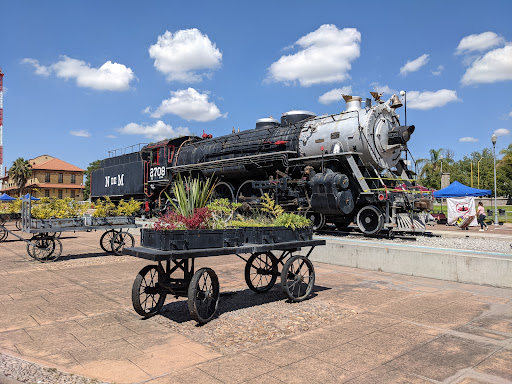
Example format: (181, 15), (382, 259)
(150, 166), (166, 180)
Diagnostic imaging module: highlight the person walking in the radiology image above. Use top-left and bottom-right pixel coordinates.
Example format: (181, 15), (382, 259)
(477, 201), (488, 231)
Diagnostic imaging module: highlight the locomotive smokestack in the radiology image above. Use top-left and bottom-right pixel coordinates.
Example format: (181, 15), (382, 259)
(342, 95), (362, 112)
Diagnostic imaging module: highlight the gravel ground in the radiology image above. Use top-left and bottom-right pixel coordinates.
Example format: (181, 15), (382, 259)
(320, 230), (512, 254)
(0, 354), (109, 384)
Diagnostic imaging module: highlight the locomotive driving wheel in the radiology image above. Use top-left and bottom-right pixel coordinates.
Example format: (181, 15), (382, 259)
(211, 182), (235, 202)
(236, 180), (263, 204)
(356, 205), (384, 235)
(304, 209), (326, 231)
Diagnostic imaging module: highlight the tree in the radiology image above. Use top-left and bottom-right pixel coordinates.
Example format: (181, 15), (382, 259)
(9, 157), (32, 196)
(498, 144), (512, 197)
(84, 160), (101, 200)
(416, 148), (453, 189)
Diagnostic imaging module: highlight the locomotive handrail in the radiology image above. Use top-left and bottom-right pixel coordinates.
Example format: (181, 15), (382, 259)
(169, 151), (296, 172)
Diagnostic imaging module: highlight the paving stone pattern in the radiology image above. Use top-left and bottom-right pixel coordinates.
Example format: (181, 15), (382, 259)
(0, 226), (511, 383)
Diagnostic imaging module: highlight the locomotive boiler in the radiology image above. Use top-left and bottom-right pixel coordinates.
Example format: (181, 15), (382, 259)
(91, 91), (432, 235)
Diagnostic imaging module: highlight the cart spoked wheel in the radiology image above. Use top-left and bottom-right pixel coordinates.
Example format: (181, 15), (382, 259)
(111, 231), (135, 256)
(132, 265), (167, 318)
(27, 236), (63, 263)
(245, 252), (278, 293)
(100, 230), (118, 253)
(47, 232), (62, 238)
(0, 226), (8, 242)
(188, 268), (220, 324)
(15, 220), (22, 231)
(281, 255), (315, 302)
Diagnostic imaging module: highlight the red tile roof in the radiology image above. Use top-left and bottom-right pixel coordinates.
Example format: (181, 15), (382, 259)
(27, 183), (85, 189)
(31, 158), (84, 172)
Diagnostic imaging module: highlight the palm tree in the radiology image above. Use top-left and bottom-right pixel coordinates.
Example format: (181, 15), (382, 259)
(416, 148), (453, 189)
(9, 158), (32, 196)
(499, 144), (512, 167)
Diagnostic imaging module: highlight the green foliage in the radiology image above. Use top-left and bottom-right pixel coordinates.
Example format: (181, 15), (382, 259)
(207, 198), (242, 229)
(9, 158), (32, 195)
(31, 197), (91, 219)
(84, 160), (101, 200)
(274, 212), (312, 229)
(166, 174), (215, 217)
(116, 198), (143, 216)
(92, 197), (117, 217)
(260, 193), (284, 217)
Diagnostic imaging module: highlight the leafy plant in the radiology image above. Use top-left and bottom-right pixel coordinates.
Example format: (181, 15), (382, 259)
(166, 174), (215, 217)
(260, 193), (284, 217)
(274, 213), (312, 229)
(153, 207), (212, 230)
(92, 197), (117, 217)
(116, 198), (143, 216)
(207, 198), (242, 229)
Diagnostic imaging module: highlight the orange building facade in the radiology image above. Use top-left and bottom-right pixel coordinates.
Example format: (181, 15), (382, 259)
(1, 155), (85, 200)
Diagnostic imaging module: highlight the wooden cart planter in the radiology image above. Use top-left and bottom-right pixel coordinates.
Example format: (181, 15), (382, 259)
(126, 227), (322, 324)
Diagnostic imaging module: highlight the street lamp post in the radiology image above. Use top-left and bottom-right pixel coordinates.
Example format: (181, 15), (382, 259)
(491, 134), (498, 225)
(400, 90), (407, 126)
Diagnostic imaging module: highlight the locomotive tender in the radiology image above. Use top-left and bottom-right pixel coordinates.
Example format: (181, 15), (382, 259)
(91, 92), (432, 235)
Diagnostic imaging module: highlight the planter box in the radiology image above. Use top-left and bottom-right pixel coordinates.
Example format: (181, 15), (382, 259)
(90, 216), (135, 226)
(141, 227), (312, 250)
(31, 217), (84, 229)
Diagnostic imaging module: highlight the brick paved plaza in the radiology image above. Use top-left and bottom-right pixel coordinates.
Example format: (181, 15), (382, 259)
(0, 228), (511, 383)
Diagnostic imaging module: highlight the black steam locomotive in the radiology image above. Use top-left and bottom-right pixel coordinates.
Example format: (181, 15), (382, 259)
(91, 92), (432, 235)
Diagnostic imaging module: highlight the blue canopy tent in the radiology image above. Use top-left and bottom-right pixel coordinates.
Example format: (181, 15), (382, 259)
(22, 193), (40, 201)
(0, 193), (16, 201)
(433, 181), (491, 198)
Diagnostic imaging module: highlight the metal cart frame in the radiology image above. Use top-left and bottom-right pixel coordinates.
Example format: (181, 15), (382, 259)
(0, 198), (140, 262)
(125, 239), (325, 324)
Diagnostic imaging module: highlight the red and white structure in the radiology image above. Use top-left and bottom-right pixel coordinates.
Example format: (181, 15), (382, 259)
(0, 67), (4, 184)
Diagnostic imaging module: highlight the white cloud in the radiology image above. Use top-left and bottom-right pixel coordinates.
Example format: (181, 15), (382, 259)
(461, 44), (512, 85)
(70, 130), (90, 137)
(509, 111), (512, 118)
(21, 58), (51, 77)
(106, 134), (117, 139)
(456, 32), (505, 55)
(22, 56), (135, 91)
(432, 65), (444, 76)
(407, 89), (460, 110)
(149, 29), (222, 82)
(494, 128), (510, 136)
(459, 137), (478, 142)
(370, 84), (398, 96)
(318, 86), (352, 104)
(150, 88), (225, 122)
(400, 54), (429, 76)
(119, 121), (191, 141)
(267, 25), (361, 86)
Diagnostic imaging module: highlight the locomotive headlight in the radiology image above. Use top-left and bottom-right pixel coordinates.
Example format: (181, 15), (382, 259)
(333, 142), (341, 154)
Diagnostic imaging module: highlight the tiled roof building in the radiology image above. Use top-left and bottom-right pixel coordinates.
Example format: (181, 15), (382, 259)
(1, 155), (85, 200)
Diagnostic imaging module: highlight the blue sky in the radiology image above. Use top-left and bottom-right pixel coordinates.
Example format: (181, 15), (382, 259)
(1, 0), (511, 172)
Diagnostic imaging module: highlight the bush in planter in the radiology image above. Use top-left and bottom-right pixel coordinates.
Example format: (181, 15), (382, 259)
(166, 174), (215, 217)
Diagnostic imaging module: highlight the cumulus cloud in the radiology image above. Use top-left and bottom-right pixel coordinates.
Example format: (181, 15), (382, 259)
(407, 89), (460, 110)
(461, 44), (512, 85)
(119, 121), (191, 141)
(400, 54), (429, 76)
(149, 88), (225, 122)
(459, 137), (478, 142)
(370, 84), (398, 96)
(149, 29), (222, 82)
(267, 25), (361, 86)
(70, 130), (90, 137)
(318, 86), (353, 104)
(21, 58), (51, 77)
(22, 56), (135, 91)
(494, 128), (510, 136)
(106, 134), (117, 139)
(456, 32), (505, 55)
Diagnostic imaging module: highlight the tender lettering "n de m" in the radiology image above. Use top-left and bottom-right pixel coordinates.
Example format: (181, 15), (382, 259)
(118, 174), (124, 186)
(105, 176), (110, 187)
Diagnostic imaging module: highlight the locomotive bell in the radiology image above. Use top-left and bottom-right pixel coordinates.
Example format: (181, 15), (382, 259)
(389, 94), (403, 109)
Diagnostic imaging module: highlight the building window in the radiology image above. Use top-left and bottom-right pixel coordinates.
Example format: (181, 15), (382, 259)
(71, 190), (75, 199)
(58, 173), (63, 183)
(71, 174), (76, 184)
(45, 190), (50, 197)
(45, 173), (50, 182)
(58, 190), (63, 199)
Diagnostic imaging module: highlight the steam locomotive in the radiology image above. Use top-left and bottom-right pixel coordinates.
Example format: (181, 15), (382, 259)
(91, 92), (432, 235)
